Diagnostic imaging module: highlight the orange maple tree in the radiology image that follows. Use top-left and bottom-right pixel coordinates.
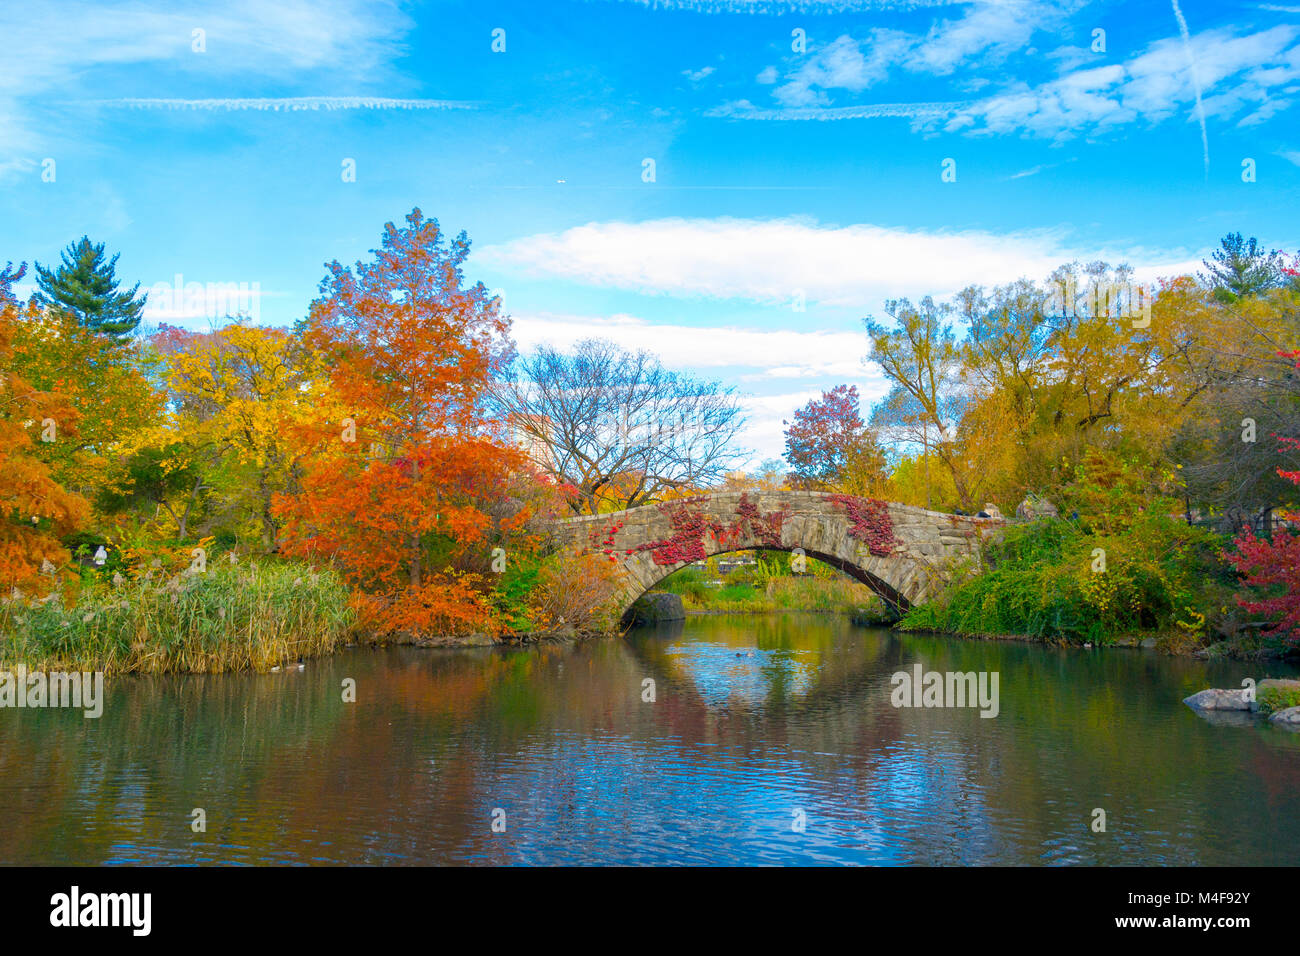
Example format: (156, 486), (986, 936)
(273, 210), (536, 636)
(0, 266), (89, 594)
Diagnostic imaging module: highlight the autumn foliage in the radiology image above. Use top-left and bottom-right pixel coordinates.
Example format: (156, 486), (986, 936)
(783, 385), (888, 496)
(4, 221), (1298, 660)
(1225, 350), (1300, 647)
(272, 209), (545, 636)
(0, 292), (89, 594)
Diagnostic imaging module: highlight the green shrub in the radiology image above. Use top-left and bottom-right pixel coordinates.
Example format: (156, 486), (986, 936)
(899, 516), (1233, 645)
(1257, 685), (1300, 716)
(492, 556), (542, 632)
(715, 584), (760, 603)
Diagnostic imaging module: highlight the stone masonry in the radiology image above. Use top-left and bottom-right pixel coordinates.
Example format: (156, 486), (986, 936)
(551, 490), (1006, 619)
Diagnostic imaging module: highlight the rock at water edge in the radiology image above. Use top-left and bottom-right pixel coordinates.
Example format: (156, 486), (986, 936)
(1183, 688), (1252, 711)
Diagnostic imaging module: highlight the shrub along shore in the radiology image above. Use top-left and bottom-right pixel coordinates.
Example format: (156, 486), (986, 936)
(0, 545), (629, 674)
(896, 517), (1295, 661)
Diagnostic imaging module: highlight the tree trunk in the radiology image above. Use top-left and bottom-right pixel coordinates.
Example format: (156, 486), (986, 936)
(409, 456), (422, 588)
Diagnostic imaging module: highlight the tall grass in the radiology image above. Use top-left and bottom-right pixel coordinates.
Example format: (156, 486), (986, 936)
(0, 560), (355, 674)
(657, 564), (886, 615)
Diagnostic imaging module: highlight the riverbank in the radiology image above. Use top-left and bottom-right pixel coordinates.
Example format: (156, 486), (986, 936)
(889, 624), (1297, 662)
(4, 552), (1290, 672)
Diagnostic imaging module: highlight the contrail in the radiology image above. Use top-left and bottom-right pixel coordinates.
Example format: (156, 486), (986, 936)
(81, 96), (477, 112)
(602, 0), (961, 12)
(706, 101), (966, 121)
(1171, 0), (1210, 179)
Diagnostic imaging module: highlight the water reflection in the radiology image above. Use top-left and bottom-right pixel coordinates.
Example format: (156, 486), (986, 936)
(0, 613), (1296, 865)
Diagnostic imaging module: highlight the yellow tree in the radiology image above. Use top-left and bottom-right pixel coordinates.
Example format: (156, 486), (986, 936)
(8, 304), (162, 499)
(157, 322), (327, 548)
(865, 299), (968, 507)
(957, 266), (1208, 502)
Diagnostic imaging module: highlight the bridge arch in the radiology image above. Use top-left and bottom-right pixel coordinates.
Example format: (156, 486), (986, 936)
(632, 544), (910, 618)
(550, 491), (1004, 622)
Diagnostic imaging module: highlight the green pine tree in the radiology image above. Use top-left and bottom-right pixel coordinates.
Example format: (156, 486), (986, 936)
(34, 237), (146, 340)
(0, 261), (25, 304)
(1199, 232), (1285, 303)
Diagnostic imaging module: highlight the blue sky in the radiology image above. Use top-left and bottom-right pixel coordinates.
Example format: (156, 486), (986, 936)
(3, 0), (1299, 463)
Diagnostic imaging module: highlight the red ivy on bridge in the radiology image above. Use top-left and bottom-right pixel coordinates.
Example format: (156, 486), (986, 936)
(714, 493), (789, 551)
(829, 494), (900, 557)
(587, 493), (791, 567)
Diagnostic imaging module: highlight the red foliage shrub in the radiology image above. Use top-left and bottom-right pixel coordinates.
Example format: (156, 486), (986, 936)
(1226, 350), (1300, 648)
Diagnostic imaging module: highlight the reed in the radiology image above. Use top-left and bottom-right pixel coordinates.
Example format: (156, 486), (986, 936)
(0, 560), (355, 674)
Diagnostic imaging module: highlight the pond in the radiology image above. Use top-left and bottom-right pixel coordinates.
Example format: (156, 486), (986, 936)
(1, 613), (1297, 865)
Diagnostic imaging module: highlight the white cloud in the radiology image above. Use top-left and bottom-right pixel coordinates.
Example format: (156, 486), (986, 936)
(762, 2), (1061, 108)
(511, 311), (874, 379)
(682, 67), (716, 83)
(0, 0), (409, 100)
(907, 0), (1050, 75)
(482, 217), (1201, 307)
(707, 99), (967, 120)
(1169, 0), (1209, 176)
(0, 155), (36, 180)
(730, 21), (1300, 144)
(734, 390), (831, 463)
(774, 32), (914, 106)
(941, 25), (1300, 140)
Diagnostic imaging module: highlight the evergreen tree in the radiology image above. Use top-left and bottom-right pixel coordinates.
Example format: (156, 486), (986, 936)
(1199, 232), (1285, 303)
(34, 237), (146, 339)
(0, 261), (24, 304)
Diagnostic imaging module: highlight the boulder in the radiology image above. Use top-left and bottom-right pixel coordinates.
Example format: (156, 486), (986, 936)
(1015, 496), (1059, 521)
(1183, 688), (1252, 711)
(982, 503), (1004, 520)
(1260, 678), (1300, 692)
(1269, 705), (1300, 727)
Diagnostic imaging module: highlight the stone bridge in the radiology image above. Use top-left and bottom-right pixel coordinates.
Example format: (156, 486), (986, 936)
(551, 491), (1005, 620)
